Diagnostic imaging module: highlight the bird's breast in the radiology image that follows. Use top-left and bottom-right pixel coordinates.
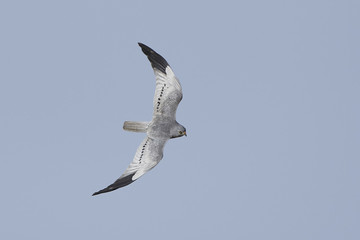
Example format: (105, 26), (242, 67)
(147, 118), (173, 139)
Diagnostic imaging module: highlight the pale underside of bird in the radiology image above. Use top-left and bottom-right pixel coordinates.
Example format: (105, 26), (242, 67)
(92, 43), (186, 196)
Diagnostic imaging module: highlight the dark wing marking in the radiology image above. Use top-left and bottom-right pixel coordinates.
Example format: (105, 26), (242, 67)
(138, 42), (169, 74)
(92, 173), (136, 196)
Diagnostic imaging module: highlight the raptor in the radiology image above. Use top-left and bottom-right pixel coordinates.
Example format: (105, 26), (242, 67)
(93, 43), (186, 196)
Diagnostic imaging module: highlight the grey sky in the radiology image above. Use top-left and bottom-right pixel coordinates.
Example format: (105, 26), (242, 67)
(1, 0), (359, 239)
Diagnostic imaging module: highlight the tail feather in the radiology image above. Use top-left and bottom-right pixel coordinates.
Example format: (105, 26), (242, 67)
(123, 121), (149, 133)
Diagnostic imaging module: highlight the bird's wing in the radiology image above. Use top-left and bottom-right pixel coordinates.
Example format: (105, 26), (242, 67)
(138, 43), (183, 119)
(92, 137), (167, 195)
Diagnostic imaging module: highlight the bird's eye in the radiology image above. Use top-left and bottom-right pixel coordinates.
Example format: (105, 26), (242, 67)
(179, 131), (182, 134)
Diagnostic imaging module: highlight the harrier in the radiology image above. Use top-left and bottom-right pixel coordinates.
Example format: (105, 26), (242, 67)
(93, 43), (186, 196)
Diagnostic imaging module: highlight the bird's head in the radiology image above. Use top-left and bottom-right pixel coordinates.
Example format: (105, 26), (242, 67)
(171, 124), (187, 139)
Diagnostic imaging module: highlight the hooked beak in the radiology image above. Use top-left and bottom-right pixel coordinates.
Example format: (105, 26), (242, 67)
(183, 131), (187, 137)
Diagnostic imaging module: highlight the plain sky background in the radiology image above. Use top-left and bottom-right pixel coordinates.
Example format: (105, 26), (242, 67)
(1, 0), (359, 239)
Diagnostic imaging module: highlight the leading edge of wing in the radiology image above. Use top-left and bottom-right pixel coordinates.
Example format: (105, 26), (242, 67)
(92, 173), (136, 196)
(138, 42), (169, 74)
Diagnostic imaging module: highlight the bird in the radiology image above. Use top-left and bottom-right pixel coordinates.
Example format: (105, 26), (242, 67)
(92, 43), (186, 196)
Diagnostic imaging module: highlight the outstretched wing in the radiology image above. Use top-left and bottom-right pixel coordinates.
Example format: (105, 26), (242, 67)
(92, 137), (167, 195)
(138, 43), (183, 119)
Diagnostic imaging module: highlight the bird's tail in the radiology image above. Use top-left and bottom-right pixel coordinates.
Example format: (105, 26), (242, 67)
(123, 121), (149, 133)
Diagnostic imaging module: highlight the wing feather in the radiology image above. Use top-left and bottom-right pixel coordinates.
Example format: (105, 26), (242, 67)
(138, 43), (183, 119)
(92, 137), (167, 195)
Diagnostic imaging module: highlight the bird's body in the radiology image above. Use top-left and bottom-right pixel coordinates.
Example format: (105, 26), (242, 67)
(93, 43), (186, 196)
(148, 117), (184, 139)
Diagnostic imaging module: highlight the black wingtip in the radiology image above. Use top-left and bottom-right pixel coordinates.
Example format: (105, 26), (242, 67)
(138, 42), (169, 74)
(92, 173), (136, 196)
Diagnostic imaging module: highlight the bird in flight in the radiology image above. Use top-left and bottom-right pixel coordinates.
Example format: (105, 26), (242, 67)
(93, 43), (186, 196)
